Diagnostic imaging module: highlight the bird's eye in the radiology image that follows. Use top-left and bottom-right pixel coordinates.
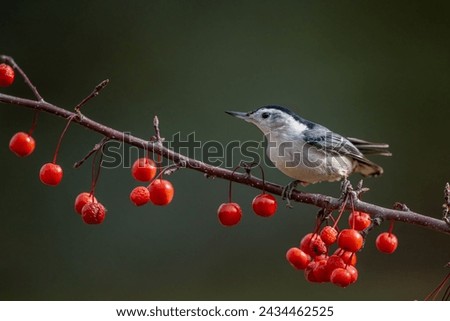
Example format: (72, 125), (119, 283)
(261, 112), (270, 119)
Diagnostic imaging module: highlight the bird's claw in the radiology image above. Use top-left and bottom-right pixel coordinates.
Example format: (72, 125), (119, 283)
(282, 180), (300, 208)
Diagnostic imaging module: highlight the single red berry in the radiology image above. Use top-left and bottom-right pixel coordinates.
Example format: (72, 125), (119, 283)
(312, 258), (330, 282)
(300, 233), (326, 257)
(304, 261), (319, 283)
(217, 202), (242, 226)
(320, 226), (338, 245)
(333, 248), (357, 266)
(330, 267), (352, 287)
(9, 132), (36, 157)
(81, 202), (106, 224)
(252, 193), (277, 217)
(348, 211), (371, 231)
(286, 247), (310, 270)
(309, 234), (327, 257)
(338, 229), (363, 252)
(74, 192), (98, 215)
(346, 265), (358, 284)
(39, 163), (63, 186)
(325, 255), (346, 278)
(131, 158), (157, 182)
(376, 232), (398, 254)
(0, 63), (15, 87)
(299, 233), (315, 255)
(130, 186), (150, 206)
(148, 179), (174, 205)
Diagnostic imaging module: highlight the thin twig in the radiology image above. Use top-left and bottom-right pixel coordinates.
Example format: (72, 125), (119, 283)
(74, 79), (109, 112)
(74, 137), (110, 168)
(0, 55), (44, 101)
(153, 115), (163, 142)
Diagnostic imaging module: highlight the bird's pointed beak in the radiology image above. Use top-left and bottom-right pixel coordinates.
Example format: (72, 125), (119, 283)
(225, 110), (250, 120)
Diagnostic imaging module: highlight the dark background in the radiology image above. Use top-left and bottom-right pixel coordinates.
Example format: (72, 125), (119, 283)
(0, 0), (449, 300)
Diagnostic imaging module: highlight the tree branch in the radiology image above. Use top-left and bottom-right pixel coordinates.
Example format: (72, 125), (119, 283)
(1, 92), (449, 235)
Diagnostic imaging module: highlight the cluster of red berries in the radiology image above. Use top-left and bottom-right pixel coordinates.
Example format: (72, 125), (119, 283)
(286, 210), (398, 287)
(4, 62), (64, 186)
(4, 62), (99, 223)
(129, 157), (175, 207)
(74, 192), (106, 224)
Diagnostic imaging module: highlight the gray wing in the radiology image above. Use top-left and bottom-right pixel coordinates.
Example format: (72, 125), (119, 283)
(302, 127), (384, 176)
(302, 127), (364, 159)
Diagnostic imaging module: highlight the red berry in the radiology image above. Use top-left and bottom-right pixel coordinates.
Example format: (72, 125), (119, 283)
(0, 63), (15, 87)
(131, 158), (157, 182)
(320, 226), (338, 245)
(376, 232), (398, 254)
(9, 132), (35, 157)
(130, 186), (150, 206)
(304, 261), (319, 283)
(74, 192), (98, 214)
(346, 265), (358, 284)
(286, 247), (310, 270)
(300, 233), (327, 257)
(39, 163), (63, 186)
(325, 255), (345, 275)
(312, 258), (330, 282)
(338, 229), (363, 252)
(333, 248), (357, 266)
(252, 193), (277, 217)
(299, 233), (315, 255)
(149, 179), (174, 205)
(348, 211), (371, 231)
(81, 202), (106, 224)
(330, 267), (352, 287)
(309, 234), (327, 257)
(217, 202), (242, 226)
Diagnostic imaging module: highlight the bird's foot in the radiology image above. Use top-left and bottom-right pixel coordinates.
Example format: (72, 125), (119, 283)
(282, 180), (301, 208)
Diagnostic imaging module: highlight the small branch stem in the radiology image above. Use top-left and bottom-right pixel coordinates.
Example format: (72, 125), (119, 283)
(0, 55), (44, 101)
(75, 79), (109, 112)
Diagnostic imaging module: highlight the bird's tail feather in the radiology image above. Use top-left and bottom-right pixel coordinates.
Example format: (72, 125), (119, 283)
(347, 137), (392, 156)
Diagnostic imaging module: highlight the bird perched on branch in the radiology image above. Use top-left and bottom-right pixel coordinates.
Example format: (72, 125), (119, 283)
(226, 106), (391, 188)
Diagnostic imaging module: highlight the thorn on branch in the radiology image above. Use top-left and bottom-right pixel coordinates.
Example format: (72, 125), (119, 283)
(163, 160), (187, 176)
(393, 202), (410, 212)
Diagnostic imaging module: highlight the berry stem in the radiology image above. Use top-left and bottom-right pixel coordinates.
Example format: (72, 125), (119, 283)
(52, 115), (75, 164)
(424, 272), (450, 300)
(28, 110), (40, 136)
(256, 164), (266, 194)
(388, 220), (395, 235)
(228, 165), (241, 203)
(332, 196), (349, 229)
(89, 140), (106, 197)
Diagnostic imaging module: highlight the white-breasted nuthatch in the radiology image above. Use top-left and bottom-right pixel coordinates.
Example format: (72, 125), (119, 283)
(226, 106), (391, 186)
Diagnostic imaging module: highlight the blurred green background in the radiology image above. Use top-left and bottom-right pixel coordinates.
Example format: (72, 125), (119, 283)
(1, 0), (449, 300)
